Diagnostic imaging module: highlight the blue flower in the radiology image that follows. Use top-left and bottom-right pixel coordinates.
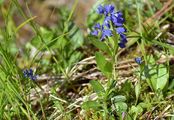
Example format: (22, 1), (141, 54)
(91, 30), (99, 36)
(116, 27), (126, 34)
(91, 23), (101, 36)
(135, 57), (142, 64)
(104, 16), (111, 28)
(116, 27), (127, 48)
(94, 23), (101, 29)
(111, 15), (124, 27)
(101, 29), (112, 40)
(104, 4), (115, 15)
(114, 11), (124, 19)
(120, 34), (127, 42)
(111, 11), (124, 27)
(118, 42), (126, 48)
(97, 5), (104, 14)
(23, 69), (37, 80)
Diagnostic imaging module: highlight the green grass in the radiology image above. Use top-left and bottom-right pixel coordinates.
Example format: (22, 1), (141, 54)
(0, 0), (174, 119)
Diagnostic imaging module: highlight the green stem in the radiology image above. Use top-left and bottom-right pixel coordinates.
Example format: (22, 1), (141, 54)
(136, 0), (147, 63)
(103, 102), (108, 120)
(112, 31), (119, 80)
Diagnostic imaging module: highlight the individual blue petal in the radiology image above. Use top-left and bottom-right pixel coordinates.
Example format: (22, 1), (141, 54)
(100, 35), (106, 41)
(109, 5), (115, 13)
(101, 29), (112, 40)
(119, 33), (127, 48)
(103, 29), (112, 37)
(113, 17), (124, 26)
(104, 4), (115, 15)
(28, 69), (33, 76)
(115, 11), (123, 18)
(23, 69), (29, 77)
(116, 27), (126, 34)
(120, 39), (127, 44)
(120, 34), (127, 43)
(97, 5), (104, 14)
(111, 13), (124, 27)
(91, 30), (99, 36)
(94, 23), (101, 29)
(104, 16), (111, 28)
(118, 42), (126, 48)
(135, 57), (142, 64)
(30, 75), (37, 81)
(101, 24), (104, 30)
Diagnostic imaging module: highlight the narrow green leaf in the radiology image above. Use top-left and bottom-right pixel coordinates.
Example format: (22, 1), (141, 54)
(171, 116), (174, 120)
(103, 61), (112, 73)
(130, 105), (143, 115)
(95, 52), (106, 70)
(135, 83), (141, 102)
(90, 80), (105, 96)
(111, 95), (126, 103)
(31, 27), (54, 49)
(156, 64), (169, 90)
(144, 55), (169, 91)
(151, 40), (174, 53)
(0, 0), (4, 5)
(82, 101), (101, 110)
(90, 37), (111, 56)
(95, 52), (112, 77)
(69, 25), (84, 49)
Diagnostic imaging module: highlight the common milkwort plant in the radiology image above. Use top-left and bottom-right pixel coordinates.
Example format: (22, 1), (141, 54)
(82, 4), (129, 119)
(1, 0), (174, 119)
(90, 4), (127, 80)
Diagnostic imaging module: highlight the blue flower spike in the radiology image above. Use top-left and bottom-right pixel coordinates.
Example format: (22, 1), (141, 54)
(23, 69), (37, 81)
(91, 4), (127, 48)
(135, 57), (142, 64)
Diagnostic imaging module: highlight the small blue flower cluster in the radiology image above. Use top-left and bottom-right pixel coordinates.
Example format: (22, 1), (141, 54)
(135, 57), (142, 64)
(91, 4), (127, 48)
(23, 69), (37, 80)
